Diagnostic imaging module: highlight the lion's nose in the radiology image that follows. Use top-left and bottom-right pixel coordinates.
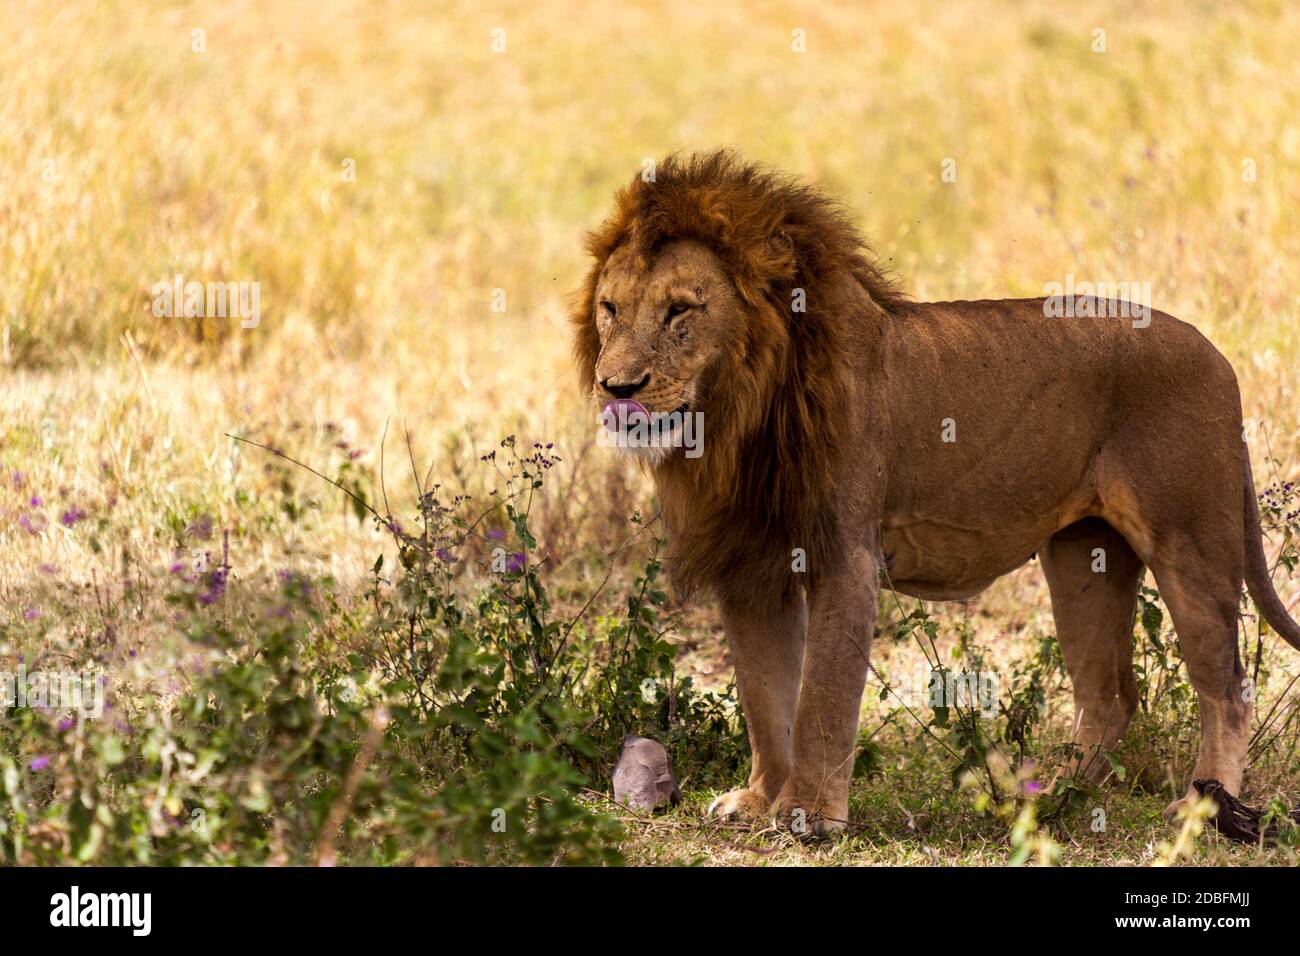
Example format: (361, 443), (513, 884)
(601, 373), (651, 399)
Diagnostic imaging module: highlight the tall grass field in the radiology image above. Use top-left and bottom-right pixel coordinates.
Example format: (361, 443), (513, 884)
(1, 0), (1298, 865)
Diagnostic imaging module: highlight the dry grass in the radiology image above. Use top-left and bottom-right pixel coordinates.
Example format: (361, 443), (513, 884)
(2, 0), (1299, 864)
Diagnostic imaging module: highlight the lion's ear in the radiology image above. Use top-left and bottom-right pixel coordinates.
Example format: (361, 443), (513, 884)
(759, 228), (796, 284)
(768, 229), (793, 258)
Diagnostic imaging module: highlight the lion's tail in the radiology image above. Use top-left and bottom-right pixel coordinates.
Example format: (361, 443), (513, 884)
(1243, 449), (1300, 651)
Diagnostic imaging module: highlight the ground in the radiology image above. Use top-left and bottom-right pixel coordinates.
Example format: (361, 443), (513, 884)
(1, 0), (1298, 865)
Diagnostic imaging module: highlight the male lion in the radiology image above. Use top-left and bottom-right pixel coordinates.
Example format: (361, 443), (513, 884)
(572, 150), (1300, 833)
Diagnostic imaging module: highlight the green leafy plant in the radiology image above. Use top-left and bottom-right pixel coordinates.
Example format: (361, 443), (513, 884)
(0, 432), (744, 865)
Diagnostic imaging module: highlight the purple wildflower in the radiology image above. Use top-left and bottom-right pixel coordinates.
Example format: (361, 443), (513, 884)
(60, 507), (87, 526)
(23, 607), (40, 621)
(197, 567), (228, 606)
(506, 552), (526, 573)
(57, 717), (76, 732)
(276, 569), (312, 596)
(29, 756), (50, 771)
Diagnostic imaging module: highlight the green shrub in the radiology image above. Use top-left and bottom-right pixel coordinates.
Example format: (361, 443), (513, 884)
(0, 435), (744, 865)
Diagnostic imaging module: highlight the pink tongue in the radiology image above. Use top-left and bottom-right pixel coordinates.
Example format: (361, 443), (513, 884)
(601, 398), (650, 431)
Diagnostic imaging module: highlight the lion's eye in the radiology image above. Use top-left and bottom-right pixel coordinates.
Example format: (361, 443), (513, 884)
(599, 300), (616, 318)
(665, 302), (692, 321)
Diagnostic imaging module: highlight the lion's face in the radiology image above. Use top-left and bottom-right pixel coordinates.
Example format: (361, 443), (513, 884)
(589, 239), (741, 433)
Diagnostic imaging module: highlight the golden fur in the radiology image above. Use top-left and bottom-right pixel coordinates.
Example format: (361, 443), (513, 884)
(574, 150), (1300, 833)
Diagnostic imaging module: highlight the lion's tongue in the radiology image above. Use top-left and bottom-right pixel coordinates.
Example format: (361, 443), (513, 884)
(602, 398), (650, 431)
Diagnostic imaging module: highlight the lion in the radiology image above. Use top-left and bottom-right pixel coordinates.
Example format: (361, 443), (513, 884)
(572, 150), (1300, 834)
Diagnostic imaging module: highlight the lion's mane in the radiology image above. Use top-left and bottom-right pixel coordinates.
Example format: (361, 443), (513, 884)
(572, 151), (905, 606)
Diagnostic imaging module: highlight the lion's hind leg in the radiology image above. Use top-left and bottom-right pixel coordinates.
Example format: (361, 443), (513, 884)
(1041, 518), (1145, 784)
(1144, 548), (1250, 819)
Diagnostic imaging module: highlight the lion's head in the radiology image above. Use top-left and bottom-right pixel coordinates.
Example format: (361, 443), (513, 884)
(584, 238), (739, 462)
(572, 150), (904, 603)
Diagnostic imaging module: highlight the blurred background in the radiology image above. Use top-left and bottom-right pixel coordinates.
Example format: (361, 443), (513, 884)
(2, 0), (1298, 864)
(5, 0), (1298, 552)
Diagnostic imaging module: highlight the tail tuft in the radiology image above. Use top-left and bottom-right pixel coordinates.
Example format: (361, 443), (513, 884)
(1243, 451), (1300, 651)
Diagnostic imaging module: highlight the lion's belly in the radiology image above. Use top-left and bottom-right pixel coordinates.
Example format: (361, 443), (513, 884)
(879, 511), (1071, 600)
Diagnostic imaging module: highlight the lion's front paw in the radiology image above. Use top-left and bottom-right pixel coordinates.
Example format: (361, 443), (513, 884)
(707, 787), (771, 822)
(770, 791), (848, 838)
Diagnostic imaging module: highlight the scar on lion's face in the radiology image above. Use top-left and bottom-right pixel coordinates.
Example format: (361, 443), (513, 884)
(590, 239), (739, 417)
